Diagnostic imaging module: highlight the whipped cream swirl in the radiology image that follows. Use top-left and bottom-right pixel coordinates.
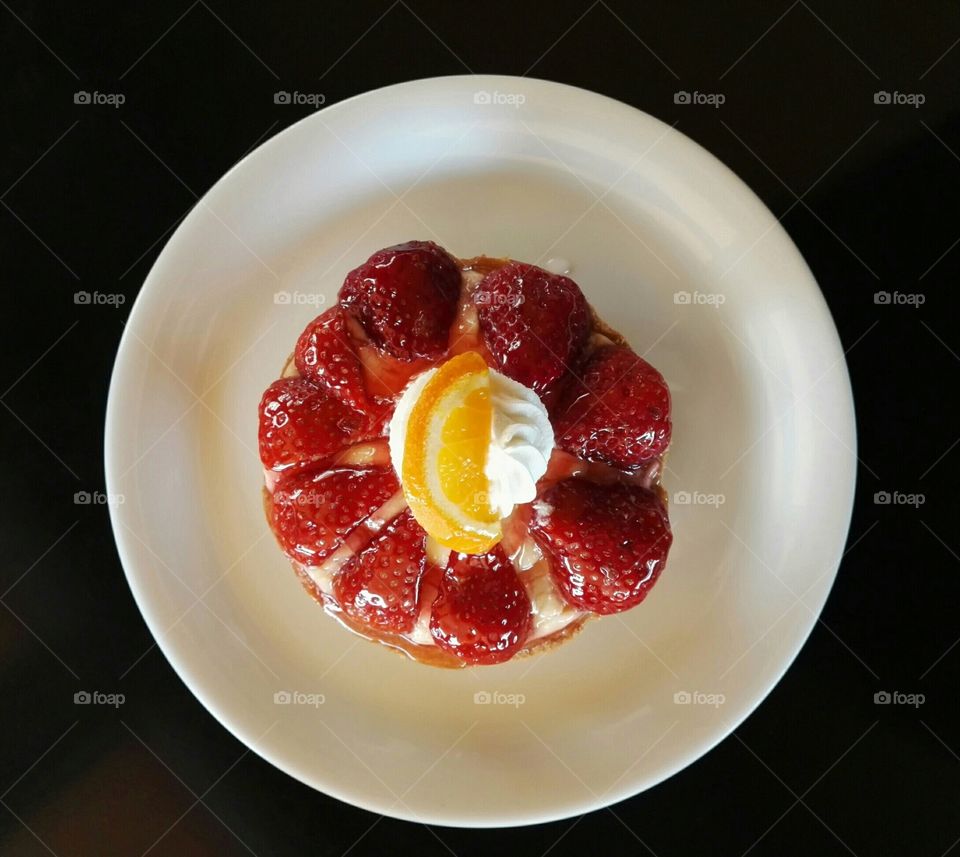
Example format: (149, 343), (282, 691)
(388, 366), (554, 521)
(485, 371), (553, 517)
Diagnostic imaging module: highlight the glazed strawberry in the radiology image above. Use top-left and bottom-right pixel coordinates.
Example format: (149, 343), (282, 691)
(530, 478), (671, 614)
(258, 377), (374, 472)
(473, 262), (590, 400)
(339, 241), (461, 360)
(429, 546), (532, 665)
(555, 344), (671, 471)
(294, 307), (370, 410)
(333, 509), (427, 633)
(271, 466), (399, 565)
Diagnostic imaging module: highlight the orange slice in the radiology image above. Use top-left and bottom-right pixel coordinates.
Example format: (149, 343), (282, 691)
(402, 352), (501, 553)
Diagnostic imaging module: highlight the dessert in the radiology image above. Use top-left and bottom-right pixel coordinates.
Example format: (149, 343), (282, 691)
(258, 241), (673, 667)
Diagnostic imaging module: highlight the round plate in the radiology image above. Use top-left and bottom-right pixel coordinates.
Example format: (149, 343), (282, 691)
(106, 75), (856, 827)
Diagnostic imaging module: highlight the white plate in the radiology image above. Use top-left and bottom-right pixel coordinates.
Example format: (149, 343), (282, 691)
(106, 75), (856, 827)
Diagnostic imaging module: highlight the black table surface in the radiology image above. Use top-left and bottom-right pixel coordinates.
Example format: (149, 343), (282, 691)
(2, 1), (958, 855)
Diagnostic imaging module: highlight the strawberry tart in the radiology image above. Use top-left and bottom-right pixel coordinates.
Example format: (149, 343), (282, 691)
(258, 241), (673, 667)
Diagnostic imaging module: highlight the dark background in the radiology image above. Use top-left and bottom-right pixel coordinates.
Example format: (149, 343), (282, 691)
(1, 1), (958, 854)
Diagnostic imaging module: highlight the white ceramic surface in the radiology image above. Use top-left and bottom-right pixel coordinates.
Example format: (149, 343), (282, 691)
(105, 75), (856, 827)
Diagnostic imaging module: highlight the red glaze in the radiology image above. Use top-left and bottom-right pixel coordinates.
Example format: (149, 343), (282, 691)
(472, 261), (590, 404)
(271, 466), (399, 565)
(429, 546), (533, 664)
(555, 344), (671, 471)
(339, 240), (461, 359)
(356, 345), (434, 405)
(530, 478), (672, 614)
(258, 377), (375, 472)
(333, 509), (428, 633)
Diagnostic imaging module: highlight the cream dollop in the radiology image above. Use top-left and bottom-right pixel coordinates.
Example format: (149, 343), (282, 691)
(388, 365), (554, 521)
(485, 371), (553, 517)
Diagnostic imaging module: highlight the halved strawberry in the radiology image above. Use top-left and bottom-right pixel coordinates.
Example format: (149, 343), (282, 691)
(473, 262), (590, 401)
(554, 344), (671, 471)
(339, 241), (461, 360)
(294, 307), (370, 411)
(271, 466), (399, 565)
(429, 546), (532, 665)
(530, 478), (671, 615)
(258, 377), (374, 472)
(333, 509), (427, 633)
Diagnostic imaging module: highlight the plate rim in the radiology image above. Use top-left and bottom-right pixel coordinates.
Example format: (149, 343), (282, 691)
(105, 73), (857, 828)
